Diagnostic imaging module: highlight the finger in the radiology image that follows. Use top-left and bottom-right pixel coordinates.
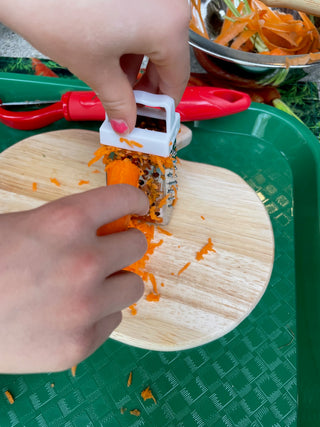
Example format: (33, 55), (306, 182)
(90, 311), (122, 352)
(59, 184), (149, 231)
(148, 30), (190, 105)
(94, 271), (144, 320)
(89, 60), (137, 134)
(96, 228), (147, 277)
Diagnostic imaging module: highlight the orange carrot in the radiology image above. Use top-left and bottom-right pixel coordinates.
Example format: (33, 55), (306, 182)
(146, 292), (160, 302)
(78, 179), (89, 186)
(32, 182), (37, 192)
(96, 159), (141, 235)
(50, 177), (60, 187)
(141, 386), (157, 404)
(127, 372), (133, 387)
(71, 365), (77, 377)
(157, 227), (172, 236)
(130, 409), (141, 416)
(31, 58), (58, 77)
(214, 0), (320, 58)
(129, 304), (137, 316)
(196, 238), (216, 261)
(4, 390), (14, 404)
(190, 0), (209, 38)
(178, 262), (191, 276)
(119, 137), (144, 148)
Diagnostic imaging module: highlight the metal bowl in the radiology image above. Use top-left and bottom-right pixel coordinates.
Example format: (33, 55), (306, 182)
(189, 0), (320, 87)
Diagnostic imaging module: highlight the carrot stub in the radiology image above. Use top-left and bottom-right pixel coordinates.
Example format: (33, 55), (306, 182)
(96, 159), (141, 235)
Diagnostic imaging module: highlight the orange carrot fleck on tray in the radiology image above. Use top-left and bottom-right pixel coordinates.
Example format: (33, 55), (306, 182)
(71, 365), (77, 377)
(91, 169), (101, 174)
(50, 177), (60, 187)
(130, 409), (141, 416)
(178, 261), (191, 276)
(196, 238), (216, 261)
(78, 179), (89, 186)
(4, 390), (14, 405)
(127, 372), (133, 387)
(141, 386), (157, 404)
(32, 182), (37, 192)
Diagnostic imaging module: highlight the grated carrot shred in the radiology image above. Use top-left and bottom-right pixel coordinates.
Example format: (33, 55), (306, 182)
(130, 409), (141, 416)
(4, 390), (14, 404)
(78, 179), (89, 186)
(50, 177), (60, 187)
(178, 262), (191, 276)
(146, 292), (160, 302)
(32, 182), (37, 192)
(208, 0), (320, 60)
(196, 238), (216, 261)
(119, 137), (144, 148)
(201, 215), (205, 220)
(129, 304), (137, 316)
(158, 194), (170, 209)
(71, 365), (77, 377)
(157, 227), (172, 236)
(91, 169), (101, 174)
(141, 386), (157, 404)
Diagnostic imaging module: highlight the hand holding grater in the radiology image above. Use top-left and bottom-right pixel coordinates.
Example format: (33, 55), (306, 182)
(99, 91), (182, 225)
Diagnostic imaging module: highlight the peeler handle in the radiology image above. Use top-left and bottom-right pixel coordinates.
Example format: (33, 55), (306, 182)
(0, 86), (251, 131)
(177, 87), (251, 121)
(62, 86), (251, 123)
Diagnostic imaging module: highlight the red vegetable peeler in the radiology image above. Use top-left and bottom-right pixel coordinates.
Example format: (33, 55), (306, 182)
(0, 86), (251, 131)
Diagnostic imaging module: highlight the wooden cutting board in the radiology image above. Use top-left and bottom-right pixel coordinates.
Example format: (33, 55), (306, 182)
(0, 129), (274, 351)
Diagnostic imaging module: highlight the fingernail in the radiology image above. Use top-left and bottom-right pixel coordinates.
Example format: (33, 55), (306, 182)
(110, 119), (129, 135)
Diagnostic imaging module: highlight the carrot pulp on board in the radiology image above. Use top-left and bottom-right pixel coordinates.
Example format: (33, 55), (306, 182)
(196, 237), (216, 261)
(50, 177), (60, 187)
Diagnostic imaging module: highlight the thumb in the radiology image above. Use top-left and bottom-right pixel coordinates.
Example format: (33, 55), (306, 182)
(91, 63), (137, 135)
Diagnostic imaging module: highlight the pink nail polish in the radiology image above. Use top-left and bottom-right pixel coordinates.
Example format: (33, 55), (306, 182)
(110, 119), (129, 135)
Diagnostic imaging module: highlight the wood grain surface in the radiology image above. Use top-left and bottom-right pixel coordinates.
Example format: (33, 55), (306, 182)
(0, 129), (274, 351)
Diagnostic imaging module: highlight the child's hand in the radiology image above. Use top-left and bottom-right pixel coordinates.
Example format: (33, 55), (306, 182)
(0, 0), (190, 134)
(0, 185), (148, 373)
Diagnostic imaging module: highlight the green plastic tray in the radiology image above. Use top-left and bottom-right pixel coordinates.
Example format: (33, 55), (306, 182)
(0, 73), (319, 426)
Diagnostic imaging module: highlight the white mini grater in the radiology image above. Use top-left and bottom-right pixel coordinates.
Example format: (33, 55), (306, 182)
(99, 91), (181, 225)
